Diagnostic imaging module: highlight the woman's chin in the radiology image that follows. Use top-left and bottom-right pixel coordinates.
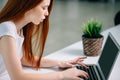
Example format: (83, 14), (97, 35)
(33, 21), (40, 25)
(32, 20), (44, 25)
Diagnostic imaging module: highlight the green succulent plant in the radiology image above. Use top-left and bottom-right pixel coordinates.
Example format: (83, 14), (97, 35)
(82, 19), (103, 38)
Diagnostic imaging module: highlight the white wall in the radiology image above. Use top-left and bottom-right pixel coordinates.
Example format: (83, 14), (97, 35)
(0, 0), (7, 10)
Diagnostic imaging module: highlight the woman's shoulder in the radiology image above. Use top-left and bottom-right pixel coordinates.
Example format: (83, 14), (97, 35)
(0, 21), (17, 39)
(0, 21), (16, 31)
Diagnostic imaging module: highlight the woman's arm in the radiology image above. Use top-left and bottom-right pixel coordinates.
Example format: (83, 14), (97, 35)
(22, 55), (88, 69)
(22, 55), (72, 68)
(0, 36), (88, 80)
(21, 55), (61, 68)
(40, 58), (61, 68)
(0, 36), (63, 80)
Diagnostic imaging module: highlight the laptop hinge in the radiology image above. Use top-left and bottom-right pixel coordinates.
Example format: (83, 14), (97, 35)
(97, 63), (106, 80)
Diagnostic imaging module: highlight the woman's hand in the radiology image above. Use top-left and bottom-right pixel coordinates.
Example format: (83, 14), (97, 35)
(60, 67), (89, 80)
(58, 56), (88, 69)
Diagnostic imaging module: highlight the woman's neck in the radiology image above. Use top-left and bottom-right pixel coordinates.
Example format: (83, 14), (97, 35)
(12, 16), (30, 36)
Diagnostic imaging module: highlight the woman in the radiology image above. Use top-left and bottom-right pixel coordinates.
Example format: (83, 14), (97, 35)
(0, 0), (88, 80)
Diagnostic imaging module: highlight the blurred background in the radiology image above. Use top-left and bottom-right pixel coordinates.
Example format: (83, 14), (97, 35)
(0, 0), (120, 56)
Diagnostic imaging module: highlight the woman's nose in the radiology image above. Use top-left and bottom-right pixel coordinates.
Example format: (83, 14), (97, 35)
(45, 10), (49, 16)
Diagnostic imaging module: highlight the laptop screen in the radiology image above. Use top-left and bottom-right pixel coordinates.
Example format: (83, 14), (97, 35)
(98, 33), (119, 79)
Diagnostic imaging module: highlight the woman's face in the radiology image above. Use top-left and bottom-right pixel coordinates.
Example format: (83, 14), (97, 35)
(26, 0), (50, 25)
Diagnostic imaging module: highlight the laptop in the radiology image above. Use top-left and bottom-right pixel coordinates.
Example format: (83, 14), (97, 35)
(76, 32), (120, 80)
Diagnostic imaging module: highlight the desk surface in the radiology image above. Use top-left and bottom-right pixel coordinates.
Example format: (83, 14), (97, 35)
(24, 25), (120, 80)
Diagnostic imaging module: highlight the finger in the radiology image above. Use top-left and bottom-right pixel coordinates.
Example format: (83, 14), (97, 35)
(70, 58), (82, 63)
(69, 60), (77, 64)
(78, 56), (87, 59)
(69, 56), (87, 64)
(76, 57), (87, 62)
(74, 77), (83, 80)
(77, 59), (84, 62)
(82, 64), (88, 69)
(66, 63), (74, 67)
(78, 70), (88, 79)
(77, 62), (88, 69)
(81, 71), (89, 79)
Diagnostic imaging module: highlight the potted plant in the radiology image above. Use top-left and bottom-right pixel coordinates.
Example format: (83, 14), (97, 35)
(82, 19), (104, 56)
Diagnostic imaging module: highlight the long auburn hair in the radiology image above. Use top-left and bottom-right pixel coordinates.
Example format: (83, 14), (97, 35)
(0, 0), (54, 69)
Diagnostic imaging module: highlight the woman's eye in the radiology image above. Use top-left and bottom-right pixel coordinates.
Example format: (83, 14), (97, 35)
(42, 7), (45, 10)
(42, 7), (46, 10)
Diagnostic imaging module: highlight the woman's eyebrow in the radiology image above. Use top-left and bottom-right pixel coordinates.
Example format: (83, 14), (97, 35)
(45, 2), (50, 7)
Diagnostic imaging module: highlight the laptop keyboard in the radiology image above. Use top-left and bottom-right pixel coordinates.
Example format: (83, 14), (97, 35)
(76, 65), (99, 80)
